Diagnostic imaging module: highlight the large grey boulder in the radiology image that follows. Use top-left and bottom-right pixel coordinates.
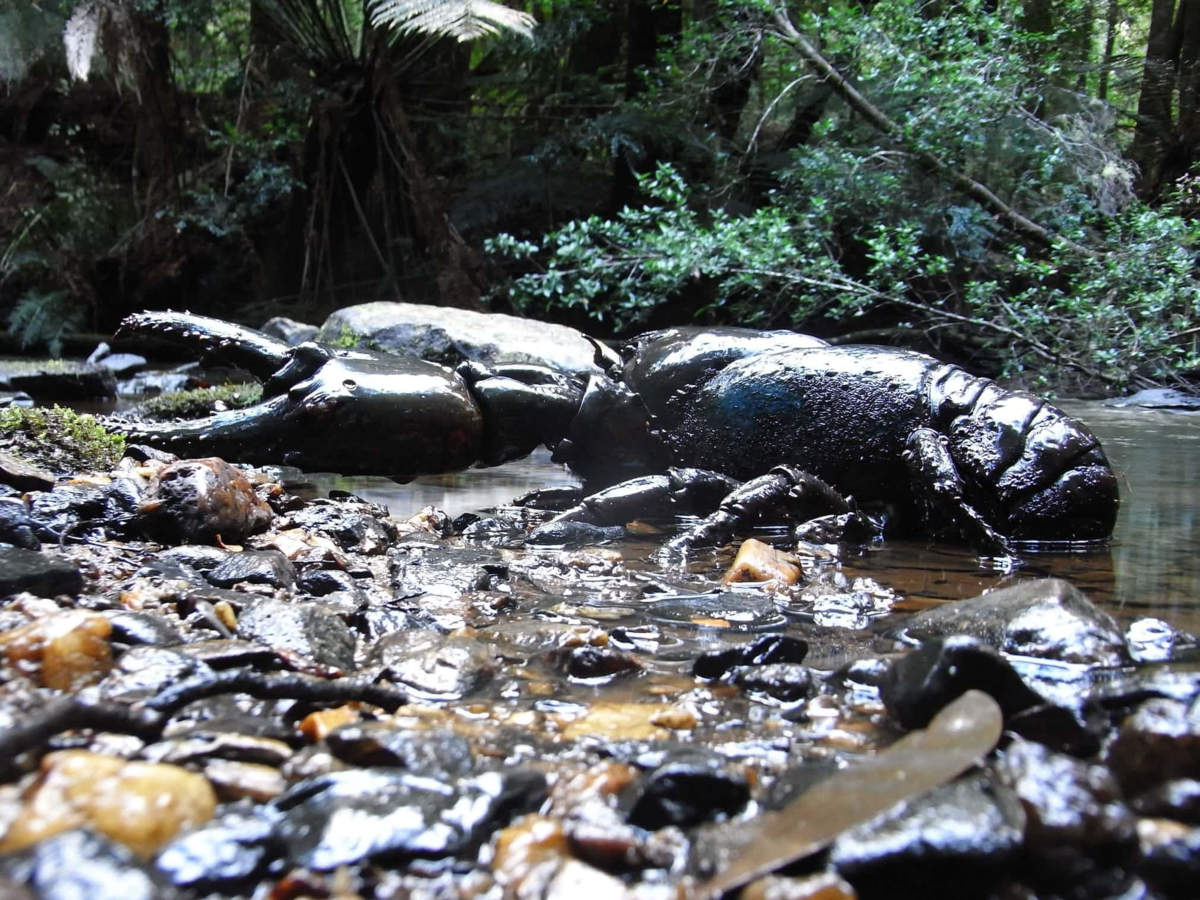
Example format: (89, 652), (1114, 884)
(316, 302), (601, 375)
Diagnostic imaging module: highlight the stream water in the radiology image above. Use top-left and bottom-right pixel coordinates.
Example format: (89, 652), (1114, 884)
(284, 401), (1200, 636)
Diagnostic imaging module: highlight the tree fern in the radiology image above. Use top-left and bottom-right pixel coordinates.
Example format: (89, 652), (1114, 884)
(369, 0), (535, 42)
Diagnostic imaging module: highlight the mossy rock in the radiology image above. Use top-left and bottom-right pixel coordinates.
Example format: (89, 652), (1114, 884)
(133, 383), (264, 421)
(0, 406), (126, 475)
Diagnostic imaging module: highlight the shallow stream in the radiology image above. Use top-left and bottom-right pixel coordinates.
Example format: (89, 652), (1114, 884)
(286, 401), (1200, 636)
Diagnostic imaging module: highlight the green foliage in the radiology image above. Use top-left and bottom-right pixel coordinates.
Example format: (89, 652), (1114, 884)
(490, 0), (1200, 391)
(0, 405), (126, 474)
(6, 290), (89, 357)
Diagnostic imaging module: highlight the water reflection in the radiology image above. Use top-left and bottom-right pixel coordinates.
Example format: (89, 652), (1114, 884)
(280, 403), (1200, 633)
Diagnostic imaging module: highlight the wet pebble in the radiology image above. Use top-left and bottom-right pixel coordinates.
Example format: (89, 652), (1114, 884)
(0, 609), (112, 690)
(297, 567), (360, 596)
(27, 479), (141, 541)
(205, 550), (296, 590)
(626, 749), (750, 830)
(271, 767), (546, 869)
(1131, 778), (1200, 824)
(548, 645), (643, 682)
(880, 635), (1044, 729)
(203, 759), (288, 802)
(99, 646), (212, 702)
(155, 806), (281, 888)
(105, 610), (183, 647)
(901, 578), (1130, 666)
(993, 737), (1136, 884)
(1107, 698), (1200, 794)
(235, 598), (356, 673)
(0, 750), (217, 856)
(0, 452), (55, 493)
(828, 776), (1025, 890)
(2, 828), (178, 900)
(0, 548), (83, 600)
(693, 634), (809, 680)
(157, 544), (232, 573)
(288, 501), (395, 554)
(325, 723), (476, 777)
(722, 537), (803, 585)
(728, 663), (817, 703)
(142, 730), (294, 767)
(740, 873), (859, 900)
(0, 498), (43, 549)
(390, 544), (497, 602)
(138, 458), (273, 545)
(1136, 819), (1200, 894)
(368, 629), (495, 699)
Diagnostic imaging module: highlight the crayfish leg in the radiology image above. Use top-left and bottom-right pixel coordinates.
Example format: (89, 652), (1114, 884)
(659, 465), (852, 558)
(903, 427), (1013, 558)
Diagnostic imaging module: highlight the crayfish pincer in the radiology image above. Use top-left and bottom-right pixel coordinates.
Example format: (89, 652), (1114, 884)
(108, 314), (1118, 556)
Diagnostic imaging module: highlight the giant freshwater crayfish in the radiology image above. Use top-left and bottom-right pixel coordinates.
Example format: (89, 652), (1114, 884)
(109, 313), (1119, 555)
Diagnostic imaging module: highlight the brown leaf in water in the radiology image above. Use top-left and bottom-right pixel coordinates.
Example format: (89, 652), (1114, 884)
(696, 690), (1003, 900)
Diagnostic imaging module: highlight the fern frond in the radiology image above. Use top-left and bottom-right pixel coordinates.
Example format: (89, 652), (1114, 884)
(369, 0), (535, 42)
(63, 2), (103, 81)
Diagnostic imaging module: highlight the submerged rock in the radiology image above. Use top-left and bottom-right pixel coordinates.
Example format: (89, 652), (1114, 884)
(693, 634), (809, 680)
(901, 578), (1130, 666)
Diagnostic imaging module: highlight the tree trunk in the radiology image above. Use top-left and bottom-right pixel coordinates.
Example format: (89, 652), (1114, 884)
(375, 57), (485, 311)
(129, 3), (180, 213)
(1098, 0), (1119, 101)
(1129, 0), (1179, 194)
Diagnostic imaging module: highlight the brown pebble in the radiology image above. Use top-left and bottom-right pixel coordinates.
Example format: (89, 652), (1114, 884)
(203, 760), (287, 802)
(492, 814), (571, 895)
(0, 610), (112, 690)
(722, 538), (802, 586)
(298, 705), (362, 742)
(0, 750), (216, 856)
(138, 457), (273, 545)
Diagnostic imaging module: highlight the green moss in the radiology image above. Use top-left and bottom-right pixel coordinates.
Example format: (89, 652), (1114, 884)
(0, 405), (126, 474)
(135, 383), (264, 421)
(327, 324), (363, 349)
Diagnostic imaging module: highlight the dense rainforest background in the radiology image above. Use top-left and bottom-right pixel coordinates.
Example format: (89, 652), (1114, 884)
(2, 0), (1200, 394)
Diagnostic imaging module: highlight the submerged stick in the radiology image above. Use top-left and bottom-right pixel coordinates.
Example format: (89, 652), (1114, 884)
(697, 689), (1004, 900)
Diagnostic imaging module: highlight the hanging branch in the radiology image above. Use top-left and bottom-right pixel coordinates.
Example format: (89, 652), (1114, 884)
(770, 9), (1093, 258)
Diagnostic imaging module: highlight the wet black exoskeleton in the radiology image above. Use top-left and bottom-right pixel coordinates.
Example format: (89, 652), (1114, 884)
(109, 314), (1119, 556)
